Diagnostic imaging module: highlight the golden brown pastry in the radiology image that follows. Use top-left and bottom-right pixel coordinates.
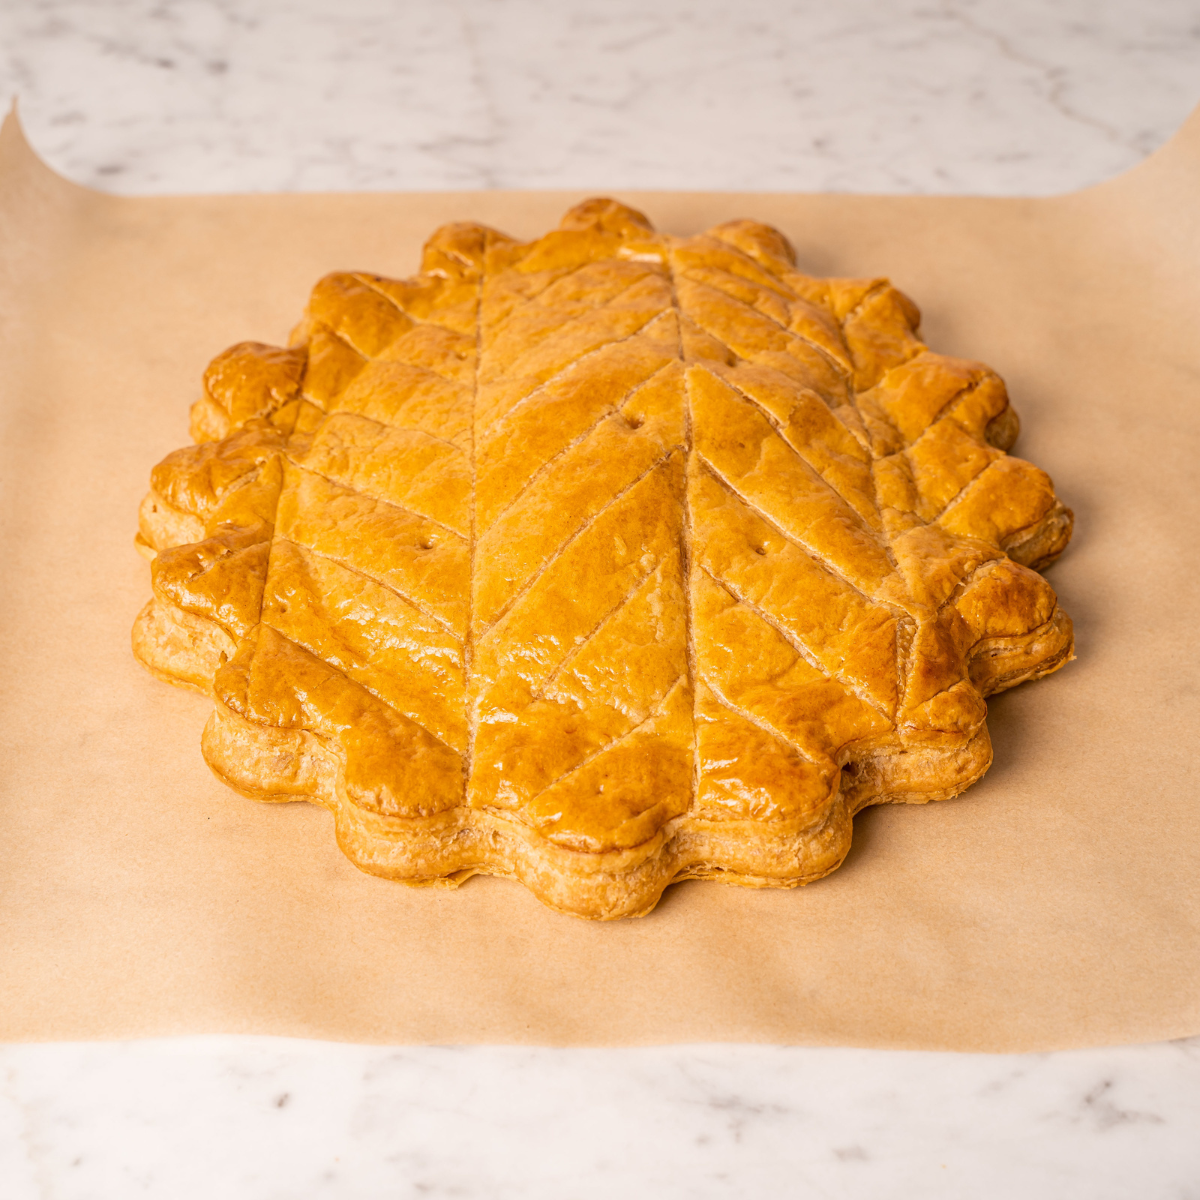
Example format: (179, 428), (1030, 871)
(133, 199), (1073, 919)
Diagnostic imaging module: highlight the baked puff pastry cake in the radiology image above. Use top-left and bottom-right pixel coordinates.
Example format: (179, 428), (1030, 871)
(133, 199), (1073, 919)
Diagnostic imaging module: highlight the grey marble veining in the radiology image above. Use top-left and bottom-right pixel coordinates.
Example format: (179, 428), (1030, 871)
(2, 1038), (1200, 1198)
(1, 0), (1199, 195)
(3, 2), (1200, 1197)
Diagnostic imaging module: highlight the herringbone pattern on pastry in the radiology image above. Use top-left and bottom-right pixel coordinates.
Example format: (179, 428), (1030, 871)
(133, 200), (1073, 918)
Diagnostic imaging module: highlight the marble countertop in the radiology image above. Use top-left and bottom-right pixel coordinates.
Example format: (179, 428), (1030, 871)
(5, 0), (1200, 196)
(3, 1039), (1199, 1198)
(2, 1), (1199, 1196)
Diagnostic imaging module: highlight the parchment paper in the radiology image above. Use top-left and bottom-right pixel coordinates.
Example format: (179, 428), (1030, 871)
(2, 104), (1198, 1052)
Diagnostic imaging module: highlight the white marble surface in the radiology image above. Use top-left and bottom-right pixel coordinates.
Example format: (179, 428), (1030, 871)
(3, 1038), (1200, 1199)
(3, 0), (1200, 195)
(3, 2), (1200, 1197)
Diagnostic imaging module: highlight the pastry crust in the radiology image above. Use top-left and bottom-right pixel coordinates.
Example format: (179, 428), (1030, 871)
(132, 200), (1073, 919)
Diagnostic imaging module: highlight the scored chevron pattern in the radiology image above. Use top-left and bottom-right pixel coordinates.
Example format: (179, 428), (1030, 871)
(463, 205), (1067, 850)
(674, 231), (925, 827)
(137, 199), (1073, 898)
(204, 225), (499, 819)
(468, 209), (694, 853)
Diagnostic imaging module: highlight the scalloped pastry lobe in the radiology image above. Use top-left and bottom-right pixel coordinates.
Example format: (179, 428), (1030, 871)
(132, 200), (1074, 919)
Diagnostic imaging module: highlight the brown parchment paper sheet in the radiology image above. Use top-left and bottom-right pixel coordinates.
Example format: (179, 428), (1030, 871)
(2, 106), (1198, 1052)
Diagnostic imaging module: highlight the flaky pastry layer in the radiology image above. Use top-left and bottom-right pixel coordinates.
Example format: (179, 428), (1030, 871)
(133, 200), (1073, 919)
